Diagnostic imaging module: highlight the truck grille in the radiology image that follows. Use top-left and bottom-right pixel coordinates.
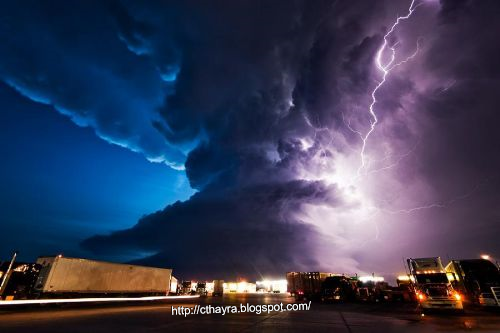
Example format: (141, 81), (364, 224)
(427, 287), (448, 297)
(491, 287), (500, 305)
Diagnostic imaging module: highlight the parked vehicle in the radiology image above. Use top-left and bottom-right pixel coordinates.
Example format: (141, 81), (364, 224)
(169, 276), (179, 295)
(33, 256), (173, 298)
(287, 272), (324, 301)
(407, 257), (463, 312)
(181, 281), (193, 295)
(388, 275), (416, 302)
(213, 280), (224, 296)
(320, 276), (356, 302)
(445, 259), (500, 307)
(196, 282), (208, 296)
(0, 262), (41, 300)
(355, 276), (389, 302)
(287, 272), (345, 301)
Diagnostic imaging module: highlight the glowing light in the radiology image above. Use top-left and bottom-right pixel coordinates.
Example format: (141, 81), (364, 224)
(481, 254), (490, 260)
(298, 138), (314, 151)
(418, 270), (443, 274)
(170, 278), (178, 293)
(358, 276), (384, 283)
(397, 275), (410, 281)
(256, 279), (287, 293)
(454, 293), (462, 301)
(223, 282), (256, 293)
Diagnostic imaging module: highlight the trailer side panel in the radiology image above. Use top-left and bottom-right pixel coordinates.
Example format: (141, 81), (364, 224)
(35, 257), (172, 294)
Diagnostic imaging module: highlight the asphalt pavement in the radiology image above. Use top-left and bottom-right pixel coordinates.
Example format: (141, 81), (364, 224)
(0, 293), (499, 332)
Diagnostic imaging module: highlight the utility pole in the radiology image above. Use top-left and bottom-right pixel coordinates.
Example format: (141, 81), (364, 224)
(0, 251), (18, 299)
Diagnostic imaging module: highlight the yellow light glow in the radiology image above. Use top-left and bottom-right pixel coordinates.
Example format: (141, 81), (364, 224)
(223, 281), (256, 293)
(359, 276), (384, 283)
(237, 282), (247, 293)
(446, 273), (456, 281)
(481, 254), (490, 260)
(256, 279), (287, 293)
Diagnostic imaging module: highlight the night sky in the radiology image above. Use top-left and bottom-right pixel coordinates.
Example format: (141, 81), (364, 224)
(1, 0), (499, 280)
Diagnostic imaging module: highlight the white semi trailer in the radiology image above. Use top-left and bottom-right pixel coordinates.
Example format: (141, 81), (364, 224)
(33, 256), (173, 297)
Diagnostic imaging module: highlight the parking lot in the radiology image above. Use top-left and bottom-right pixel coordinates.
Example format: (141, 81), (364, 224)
(1, 293), (499, 332)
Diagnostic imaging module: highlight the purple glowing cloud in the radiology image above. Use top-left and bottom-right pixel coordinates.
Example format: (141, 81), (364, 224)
(1, 0), (498, 279)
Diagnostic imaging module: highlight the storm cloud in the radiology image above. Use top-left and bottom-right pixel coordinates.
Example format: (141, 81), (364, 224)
(2, 0), (500, 279)
(83, 179), (343, 279)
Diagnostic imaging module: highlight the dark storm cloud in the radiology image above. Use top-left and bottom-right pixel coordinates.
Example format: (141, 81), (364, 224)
(407, 0), (500, 250)
(0, 0), (187, 168)
(84, 0), (491, 276)
(345, 0), (500, 266)
(83, 179), (342, 279)
(3, 0), (499, 277)
(404, 0), (500, 192)
(81, 0), (383, 276)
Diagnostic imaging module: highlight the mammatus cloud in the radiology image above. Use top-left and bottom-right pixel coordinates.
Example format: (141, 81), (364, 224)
(3, 0), (500, 278)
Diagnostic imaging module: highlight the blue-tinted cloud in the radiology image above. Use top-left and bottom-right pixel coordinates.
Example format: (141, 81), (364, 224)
(2, 0), (500, 278)
(0, 1), (189, 169)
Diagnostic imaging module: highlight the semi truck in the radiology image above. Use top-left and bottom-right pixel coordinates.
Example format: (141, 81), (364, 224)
(196, 282), (208, 296)
(320, 275), (356, 302)
(286, 272), (347, 301)
(0, 262), (41, 300)
(407, 257), (463, 311)
(169, 276), (179, 295)
(213, 280), (224, 296)
(445, 259), (500, 307)
(388, 275), (415, 302)
(33, 256), (173, 298)
(355, 276), (388, 302)
(287, 272), (326, 300)
(181, 281), (193, 295)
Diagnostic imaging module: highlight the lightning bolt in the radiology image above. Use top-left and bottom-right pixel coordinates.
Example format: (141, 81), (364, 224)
(379, 182), (484, 215)
(356, 0), (421, 176)
(365, 138), (419, 176)
(302, 0), (479, 225)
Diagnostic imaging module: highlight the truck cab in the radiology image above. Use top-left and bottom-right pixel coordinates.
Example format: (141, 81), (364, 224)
(196, 282), (208, 296)
(408, 257), (463, 311)
(212, 280), (224, 296)
(320, 276), (355, 302)
(181, 281), (193, 295)
(446, 259), (500, 307)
